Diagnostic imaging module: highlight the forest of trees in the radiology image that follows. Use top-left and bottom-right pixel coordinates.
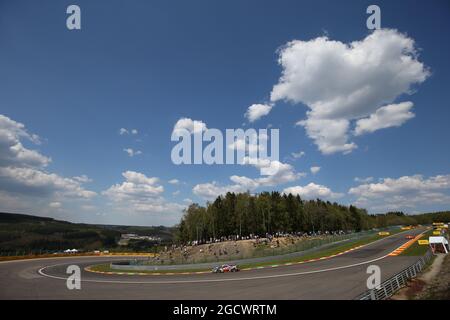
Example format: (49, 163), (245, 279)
(175, 192), (450, 243)
(176, 192), (371, 243)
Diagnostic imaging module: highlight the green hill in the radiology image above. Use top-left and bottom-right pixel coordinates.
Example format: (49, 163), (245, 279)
(0, 212), (175, 255)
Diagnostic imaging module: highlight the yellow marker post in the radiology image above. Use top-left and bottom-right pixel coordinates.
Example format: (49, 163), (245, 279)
(418, 240), (429, 245)
(433, 231), (441, 235)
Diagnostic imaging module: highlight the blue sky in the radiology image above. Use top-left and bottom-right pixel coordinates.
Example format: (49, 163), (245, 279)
(0, 0), (449, 226)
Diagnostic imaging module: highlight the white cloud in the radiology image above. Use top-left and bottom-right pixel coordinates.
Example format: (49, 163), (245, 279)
(310, 166), (321, 174)
(291, 150), (305, 159)
(245, 104), (273, 122)
(297, 118), (357, 154)
(242, 157), (305, 186)
(0, 166), (96, 199)
(73, 175), (92, 183)
(354, 176), (374, 183)
(103, 171), (184, 215)
(354, 102), (415, 136)
(119, 128), (129, 135)
(0, 115), (51, 167)
(0, 114), (96, 208)
(123, 171), (158, 184)
(119, 128), (138, 135)
(349, 174), (450, 212)
(49, 202), (62, 209)
(283, 183), (343, 200)
(168, 179), (180, 185)
(193, 181), (247, 200)
(193, 159), (305, 200)
(271, 29), (429, 154)
(172, 118), (207, 136)
(227, 130), (267, 154)
(123, 148), (142, 157)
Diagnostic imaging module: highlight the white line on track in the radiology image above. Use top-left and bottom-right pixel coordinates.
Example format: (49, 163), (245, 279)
(36, 228), (426, 285)
(38, 253), (391, 285)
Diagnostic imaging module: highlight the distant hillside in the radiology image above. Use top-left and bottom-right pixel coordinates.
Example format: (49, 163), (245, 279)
(0, 212), (175, 255)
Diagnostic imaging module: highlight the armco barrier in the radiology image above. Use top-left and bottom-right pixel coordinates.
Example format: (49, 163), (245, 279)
(355, 249), (434, 300)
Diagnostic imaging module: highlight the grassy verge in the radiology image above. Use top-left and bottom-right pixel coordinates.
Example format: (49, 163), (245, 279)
(238, 230), (400, 269)
(400, 229), (434, 256)
(88, 263), (210, 274)
(88, 228), (406, 274)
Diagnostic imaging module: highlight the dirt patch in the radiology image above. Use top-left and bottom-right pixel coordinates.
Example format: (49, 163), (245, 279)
(391, 254), (449, 300)
(415, 254), (450, 299)
(150, 235), (330, 265)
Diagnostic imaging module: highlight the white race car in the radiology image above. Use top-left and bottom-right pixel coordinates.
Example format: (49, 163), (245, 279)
(212, 264), (239, 273)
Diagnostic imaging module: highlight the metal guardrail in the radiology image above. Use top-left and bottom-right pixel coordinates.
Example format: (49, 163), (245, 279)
(356, 249), (434, 300)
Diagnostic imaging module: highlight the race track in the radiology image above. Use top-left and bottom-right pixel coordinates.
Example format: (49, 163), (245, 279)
(0, 228), (426, 299)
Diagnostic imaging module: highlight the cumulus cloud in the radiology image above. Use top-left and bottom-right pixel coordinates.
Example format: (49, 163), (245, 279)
(168, 179), (180, 185)
(271, 29), (429, 154)
(296, 118), (357, 154)
(172, 118), (207, 136)
(283, 183), (343, 200)
(310, 166), (321, 174)
(193, 181), (247, 200)
(0, 115), (96, 209)
(193, 158), (305, 200)
(103, 171), (184, 215)
(354, 102), (415, 135)
(241, 157), (305, 186)
(103, 171), (163, 199)
(227, 130), (267, 154)
(0, 167), (96, 199)
(0, 115), (51, 167)
(349, 174), (450, 212)
(245, 104), (273, 122)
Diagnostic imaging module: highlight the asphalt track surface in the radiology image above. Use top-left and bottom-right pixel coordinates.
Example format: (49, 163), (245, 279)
(0, 228), (425, 300)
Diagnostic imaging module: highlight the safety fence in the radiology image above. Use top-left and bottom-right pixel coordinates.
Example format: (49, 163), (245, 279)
(141, 228), (400, 266)
(356, 249), (434, 300)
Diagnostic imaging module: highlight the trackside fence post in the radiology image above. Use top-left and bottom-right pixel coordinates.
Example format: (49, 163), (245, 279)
(355, 249), (433, 300)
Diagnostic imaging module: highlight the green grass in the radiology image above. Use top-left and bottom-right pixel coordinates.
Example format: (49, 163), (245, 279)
(238, 230), (400, 269)
(88, 263), (210, 274)
(400, 229), (434, 256)
(87, 228), (406, 274)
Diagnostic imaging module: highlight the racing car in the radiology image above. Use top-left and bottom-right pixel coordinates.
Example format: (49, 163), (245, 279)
(405, 235), (415, 239)
(212, 264), (240, 273)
